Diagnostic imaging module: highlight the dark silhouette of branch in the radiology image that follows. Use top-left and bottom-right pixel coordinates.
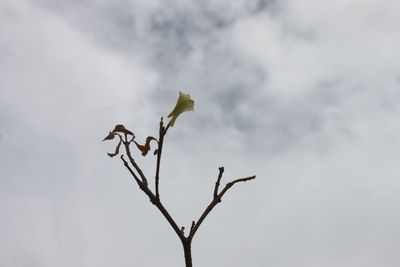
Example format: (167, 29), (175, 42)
(218, 176), (256, 198)
(213, 167), (224, 198)
(107, 119), (256, 267)
(120, 155), (142, 186)
(117, 124), (255, 267)
(123, 140), (148, 186)
(155, 118), (166, 200)
(120, 153), (185, 242)
(188, 170), (256, 241)
(190, 221), (195, 234)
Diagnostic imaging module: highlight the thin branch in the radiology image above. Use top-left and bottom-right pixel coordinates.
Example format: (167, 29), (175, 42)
(165, 120), (172, 133)
(188, 171), (256, 241)
(121, 150), (185, 242)
(120, 155), (142, 186)
(189, 221), (195, 237)
(218, 176), (256, 199)
(153, 195), (186, 242)
(213, 167), (224, 198)
(124, 141), (148, 185)
(155, 118), (165, 200)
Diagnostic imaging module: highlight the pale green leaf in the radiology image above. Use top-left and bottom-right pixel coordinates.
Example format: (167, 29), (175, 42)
(167, 91), (194, 127)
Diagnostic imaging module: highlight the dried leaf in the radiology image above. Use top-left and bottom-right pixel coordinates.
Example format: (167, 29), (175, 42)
(112, 124), (134, 136)
(134, 136), (158, 156)
(103, 125), (131, 158)
(103, 131), (115, 141)
(107, 140), (122, 157)
(167, 91), (194, 127)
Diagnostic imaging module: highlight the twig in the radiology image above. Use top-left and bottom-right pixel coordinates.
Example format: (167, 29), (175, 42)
(189, 221), (195, 237)
(218, 176), (256, 199)
(213, 167), (224, 198)
(120, 155), (142, 186)
(188, 170), (256, 241)
(165, 120), (172, 133)
(155, 118), (165, 200)
(121, 152), (185, 243)
(124, 141), (148, 185)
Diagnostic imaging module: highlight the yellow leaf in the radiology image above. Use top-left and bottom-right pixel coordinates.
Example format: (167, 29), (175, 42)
(167, 91), (194, 127)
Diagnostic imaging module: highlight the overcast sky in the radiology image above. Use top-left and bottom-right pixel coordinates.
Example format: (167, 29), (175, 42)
(1, 0), (400, 266)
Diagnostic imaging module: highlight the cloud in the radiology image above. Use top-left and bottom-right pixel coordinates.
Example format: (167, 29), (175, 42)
(1, 0), (400, 266)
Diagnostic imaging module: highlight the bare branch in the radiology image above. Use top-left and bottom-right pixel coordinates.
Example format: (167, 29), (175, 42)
(155, 117), (165, 200)
(213, 167), (224, 198)
(121, 152), (185, 243)
(188, 171), (256, 241)
(165, 121), (171, 132)
(218, 175), (256, 199)
(152, 195), (185, 242)
(120, 155), (143, 187)
(189, 221), (195, 236)
(123, 141), (148, 185)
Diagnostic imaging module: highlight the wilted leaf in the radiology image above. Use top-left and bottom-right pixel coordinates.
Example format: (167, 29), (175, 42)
(134, 136), (158, 156)
(112, 124), (134, 136)
(107, 140), (122, 157)
(167, 91), (194, 127)
(103, 131), (115, 141)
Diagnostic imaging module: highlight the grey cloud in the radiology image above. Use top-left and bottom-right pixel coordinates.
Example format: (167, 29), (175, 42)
(2, 0), (400, 266)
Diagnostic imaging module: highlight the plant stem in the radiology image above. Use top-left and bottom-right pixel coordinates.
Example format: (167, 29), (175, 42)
(182, 239), (193, 267)
(116, 122), (255, 267)
(155, 118), (165, 200)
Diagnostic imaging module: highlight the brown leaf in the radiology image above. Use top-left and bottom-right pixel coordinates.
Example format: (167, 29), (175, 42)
(107, 140), (122, 157)
(134, 136), (158, 156)
(112, 124), (134, 136)
(102, 131), (115, 141)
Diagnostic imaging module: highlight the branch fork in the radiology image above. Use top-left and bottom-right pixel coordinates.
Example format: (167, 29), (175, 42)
(104, 118), (255, 267)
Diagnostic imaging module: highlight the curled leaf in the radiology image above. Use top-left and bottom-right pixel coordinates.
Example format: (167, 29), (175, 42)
(134, 136), (158, 156)
(103, 127), (124, 157)
(107, 140), (122, 157)
(167, 91), (194, 127)
(103, 131), (115, 141)
(112, 124), (134, 136)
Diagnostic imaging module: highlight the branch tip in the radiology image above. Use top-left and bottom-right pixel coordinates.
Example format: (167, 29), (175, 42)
(214, 167), (225, 198)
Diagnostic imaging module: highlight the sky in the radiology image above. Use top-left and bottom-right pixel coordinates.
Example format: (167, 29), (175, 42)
(1, 0), (400, 266)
